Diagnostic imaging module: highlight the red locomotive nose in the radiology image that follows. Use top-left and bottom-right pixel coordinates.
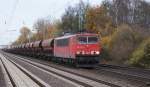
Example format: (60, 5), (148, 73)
(76, 44), (100, 56)
(75, 35), (100, 56)
(91, 51), (100, 55)
(76, 50), (100, 55)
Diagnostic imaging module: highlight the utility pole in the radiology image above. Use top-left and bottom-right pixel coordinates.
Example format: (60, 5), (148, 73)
(78, 0), (84, 32)
(78, 0), (89, 33)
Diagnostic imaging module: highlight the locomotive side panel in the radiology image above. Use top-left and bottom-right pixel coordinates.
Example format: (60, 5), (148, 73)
(54, 37), (71, 58)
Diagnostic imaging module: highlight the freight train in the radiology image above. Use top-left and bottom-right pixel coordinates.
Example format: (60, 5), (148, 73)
(3, 33), (101, 67)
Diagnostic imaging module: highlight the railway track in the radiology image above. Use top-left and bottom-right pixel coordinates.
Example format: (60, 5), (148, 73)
(99, 64), (150, 76)
(0, 53), (50, 87)
(1, 51), (121, 87)
(2, 51), (150, 87)
(98, 64), (150, 86)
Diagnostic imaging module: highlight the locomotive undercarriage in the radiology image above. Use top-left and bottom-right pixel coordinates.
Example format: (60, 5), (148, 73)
(6, 50), (100, 68)
(50, 55), (100, 68)
(75, 56), (99, 67)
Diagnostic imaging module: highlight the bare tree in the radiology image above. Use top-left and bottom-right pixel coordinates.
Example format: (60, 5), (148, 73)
(33, 18), (51, 40)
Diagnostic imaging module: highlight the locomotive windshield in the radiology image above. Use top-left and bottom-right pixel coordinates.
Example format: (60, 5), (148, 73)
(78, 37), (87, 44)
(88, 37), (98, 44)
(77, 36), (98, 44)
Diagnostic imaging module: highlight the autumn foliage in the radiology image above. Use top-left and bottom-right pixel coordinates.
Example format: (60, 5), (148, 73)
(85, 6), (115, 37)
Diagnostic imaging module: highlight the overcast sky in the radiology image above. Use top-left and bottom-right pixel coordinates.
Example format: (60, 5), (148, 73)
(0, 0), (103, 45)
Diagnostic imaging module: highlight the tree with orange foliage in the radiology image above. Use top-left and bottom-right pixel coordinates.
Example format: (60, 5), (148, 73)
(85, 5), (115, 37)
(13, 26), (31, 45)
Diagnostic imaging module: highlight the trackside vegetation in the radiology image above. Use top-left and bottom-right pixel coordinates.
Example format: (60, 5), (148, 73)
(129, 38), (150, 68)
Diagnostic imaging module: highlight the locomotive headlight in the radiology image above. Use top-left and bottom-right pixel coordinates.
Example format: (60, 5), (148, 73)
(95, 51), (100, 55)
(82, 51), (85, 55)
(76, 51), (80, 54)
(91, 51), (94, 55)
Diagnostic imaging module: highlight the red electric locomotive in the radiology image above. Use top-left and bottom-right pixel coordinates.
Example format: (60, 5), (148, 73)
(4, 33), (101, 67)
(54, 33), (101, 67)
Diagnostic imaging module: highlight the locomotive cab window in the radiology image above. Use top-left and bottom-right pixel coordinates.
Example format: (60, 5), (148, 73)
(77, 37), (87, 44)
(77, 36), (98, 44)
(88, 36), (98, 44)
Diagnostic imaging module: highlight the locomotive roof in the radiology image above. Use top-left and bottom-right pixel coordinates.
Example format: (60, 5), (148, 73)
(55, 34), (75, 40)
(55, 33), (98, 40)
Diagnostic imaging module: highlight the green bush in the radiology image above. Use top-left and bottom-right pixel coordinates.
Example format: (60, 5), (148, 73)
(100, 36), (111, 62)
(100, 47), (110, 60)
(129, 38), (150, 68)
(100, 24), (150, 66)
(108, 24), (139, 64)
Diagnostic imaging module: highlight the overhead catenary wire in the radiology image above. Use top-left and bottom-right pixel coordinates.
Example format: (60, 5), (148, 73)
(5, 0), (19, 30)
(5, 0), (19, 45)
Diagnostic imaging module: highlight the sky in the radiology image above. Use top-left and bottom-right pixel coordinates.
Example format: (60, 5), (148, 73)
(0, 0), (103, 46)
